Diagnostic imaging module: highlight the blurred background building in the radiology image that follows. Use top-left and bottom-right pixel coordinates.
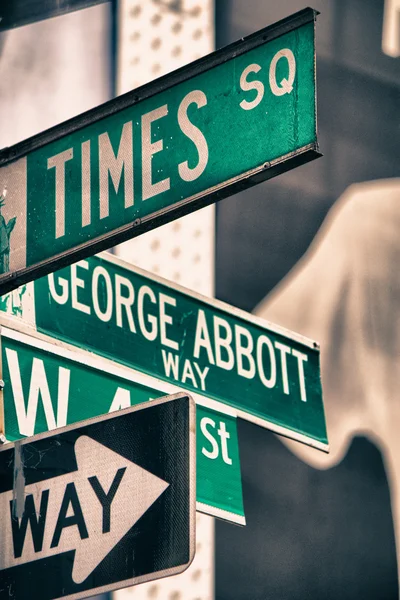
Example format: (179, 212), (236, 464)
(0, 0), (399, 598)
(215, 2), (400, 599)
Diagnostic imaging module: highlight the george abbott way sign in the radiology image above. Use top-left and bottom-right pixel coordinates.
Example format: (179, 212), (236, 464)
(0, 8), (320, 295)
(0, 251), (328, 451)
(0, 322), (245, 525)
(0, 393), (196, 600)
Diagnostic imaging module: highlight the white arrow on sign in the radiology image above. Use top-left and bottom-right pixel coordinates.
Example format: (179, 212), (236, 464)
(0, 436), (169, 584)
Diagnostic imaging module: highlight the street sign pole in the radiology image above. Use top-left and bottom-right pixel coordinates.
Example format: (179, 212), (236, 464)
(0, 393), (196, 600)
(0, 8), (320, 295)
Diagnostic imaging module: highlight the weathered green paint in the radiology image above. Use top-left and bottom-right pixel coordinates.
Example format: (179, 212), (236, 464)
(1, 327), (245, 524)
(0, 10), (318, 294)
(1, 250), (327, 449)
(36, 254), (327, 448)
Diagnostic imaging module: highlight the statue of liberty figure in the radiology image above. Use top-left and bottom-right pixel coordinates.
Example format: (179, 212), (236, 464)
(0, 193), (16, 274)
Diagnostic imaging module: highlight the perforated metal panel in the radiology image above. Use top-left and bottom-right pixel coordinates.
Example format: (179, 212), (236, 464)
(114, 1), (215, 598)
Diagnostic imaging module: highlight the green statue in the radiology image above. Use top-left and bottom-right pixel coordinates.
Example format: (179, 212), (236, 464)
(0, 195), (16, 274)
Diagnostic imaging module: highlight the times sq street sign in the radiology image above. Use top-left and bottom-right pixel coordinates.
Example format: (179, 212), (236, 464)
(0, 8), (320, 295)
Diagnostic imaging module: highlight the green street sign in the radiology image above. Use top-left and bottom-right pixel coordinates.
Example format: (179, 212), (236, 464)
(0, 251), (328, 451)
(0, 324), (245, 525)
(0, 8), (320, 295)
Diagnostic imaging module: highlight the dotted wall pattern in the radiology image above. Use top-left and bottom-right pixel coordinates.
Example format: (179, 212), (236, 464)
(114, 1), (215, 599)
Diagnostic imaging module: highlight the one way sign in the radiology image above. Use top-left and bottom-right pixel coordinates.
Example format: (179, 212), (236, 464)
(0, 393), (196, 600)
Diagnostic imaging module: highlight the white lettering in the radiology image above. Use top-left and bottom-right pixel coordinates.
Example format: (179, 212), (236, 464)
(142, 105), (170, 200)
(235, 325), (256, 379)
(274, 341), (291, 395)
(92, 266), (113, 323)
(178, 90), (209, 181)
(115, 274), (136, 332)
(214, 316), (234, 370)
(47, 148), (73, 239)
(239, 64), (264, 110)
(256, 335), (276, 389)
(6, 349), (70, 437)
(98, 121), (134, 219)
(137, 286), (158, 341)
(269, 49), (296, 96)
(181, 359), (197, 388)
(71, 260), (91, 315)
(193, 309), (215, 364)
(48, 273), (69, 305)
(193, 362), (209, 391)
(218, 421), (232, 465)
(200, 417), (219, 460)
(161, 349), (179, 380)
(159, 293), (178, 350)
(292, 348), (308, 402)
(109, 387), (131, 412)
